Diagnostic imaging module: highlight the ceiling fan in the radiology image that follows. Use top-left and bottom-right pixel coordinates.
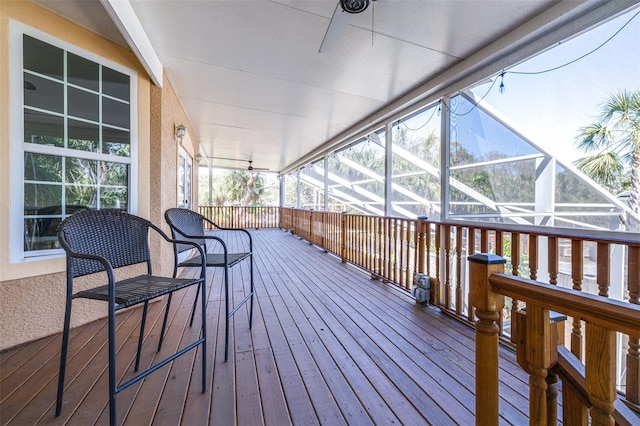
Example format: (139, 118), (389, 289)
(247, 160), (269, 171)
(207, 156), (269, 171)
(319, 0), (374, 53)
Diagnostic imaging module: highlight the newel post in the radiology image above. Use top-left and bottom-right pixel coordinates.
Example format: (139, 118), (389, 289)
(469, 253), (506, 426)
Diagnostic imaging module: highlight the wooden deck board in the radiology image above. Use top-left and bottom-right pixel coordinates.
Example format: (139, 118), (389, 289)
(0, 229), (538, 425)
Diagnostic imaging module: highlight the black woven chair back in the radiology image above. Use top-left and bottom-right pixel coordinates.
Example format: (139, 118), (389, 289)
(164, 208), (207, 254)
(57, 209), (152, 278)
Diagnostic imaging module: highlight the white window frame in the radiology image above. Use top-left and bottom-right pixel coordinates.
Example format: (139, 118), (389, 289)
(9, 21), (138, 263)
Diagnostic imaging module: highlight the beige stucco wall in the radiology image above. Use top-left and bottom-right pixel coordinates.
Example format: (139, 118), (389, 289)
(0, 0), (199, 351)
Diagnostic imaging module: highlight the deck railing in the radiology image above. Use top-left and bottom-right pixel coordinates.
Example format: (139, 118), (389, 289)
(279, 207), (640, 407)
(199, 206), (280, 229)
(470, 256), (640, 424)
(199, 206), (640, 409)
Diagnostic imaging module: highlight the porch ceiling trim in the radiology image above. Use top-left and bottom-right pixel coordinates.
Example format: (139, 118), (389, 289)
(100, 0), (163, 87)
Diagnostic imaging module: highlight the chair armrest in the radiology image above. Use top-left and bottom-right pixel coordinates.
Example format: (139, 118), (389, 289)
(149, 223), (207, 276)
(202, 217), (253, 252)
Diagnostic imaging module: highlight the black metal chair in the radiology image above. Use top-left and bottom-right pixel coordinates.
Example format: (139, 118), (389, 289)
(55, 209), (207, 426)
(164, 208), (254, 362)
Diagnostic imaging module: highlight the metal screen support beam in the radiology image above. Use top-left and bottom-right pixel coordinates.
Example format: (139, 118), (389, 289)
(440, 96), (450, 221)
(385, 122), (393, 217)
(296, 169), (301, 209)
(324, 154), (329, 211)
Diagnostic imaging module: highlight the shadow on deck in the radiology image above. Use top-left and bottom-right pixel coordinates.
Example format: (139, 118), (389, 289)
(0, 229), (532, 425)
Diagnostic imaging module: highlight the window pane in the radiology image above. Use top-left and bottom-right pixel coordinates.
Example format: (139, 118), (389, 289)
(102, 98), (129, 129)
(102, 127), (130, 156)
(68, 119), (99, 152)
(23, 72), (64, 113)
(103, 67), (130, 101)
(24, 182), (62, 209)
(68, 86), (99, 122)
(101, 188), (128, 209)
(102, 162), (128, 186)
(65, 185), (98, 209)
(68, 52), (99, 91)
(65, 157), (98, 186)
(24, 110), (64, 147)
(23, 35), (63, 80)
(24, 153), (62, 182)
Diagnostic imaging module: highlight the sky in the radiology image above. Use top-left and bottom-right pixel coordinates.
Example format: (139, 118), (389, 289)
(471, 5), (640, 164)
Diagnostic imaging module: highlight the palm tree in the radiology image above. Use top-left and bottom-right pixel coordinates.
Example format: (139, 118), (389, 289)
(574, 90), (640, 214)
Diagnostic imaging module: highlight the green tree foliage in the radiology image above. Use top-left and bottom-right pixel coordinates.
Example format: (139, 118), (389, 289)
(200, 169), (267, 206)
(574, 90), (640, 213)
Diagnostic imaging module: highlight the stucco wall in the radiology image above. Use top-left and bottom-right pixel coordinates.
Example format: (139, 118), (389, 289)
(0, 0), (198, 351)
(149, 74), (199, 276)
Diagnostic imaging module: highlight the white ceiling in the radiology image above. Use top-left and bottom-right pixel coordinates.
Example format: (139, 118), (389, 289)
(31, 0), (622, 173)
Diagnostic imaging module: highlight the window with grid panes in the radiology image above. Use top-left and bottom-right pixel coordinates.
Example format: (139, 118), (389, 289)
(20, 32), (135, 256)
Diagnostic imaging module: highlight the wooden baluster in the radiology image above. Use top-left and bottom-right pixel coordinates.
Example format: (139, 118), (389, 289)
(406, 221), (412, 290)
(626, 245), (640, 404)
(425, 221), (431, 277)
(468, 227), (476, 322)
(444, 225), (452, 310)
(495, 230), (503, 332)
(468, 253), (506, 426)
(434, 224), (441, 306)
(456, 226), (463, 316)
(309, 210), (314, 244)
(365, 217), (370, 272)
(597, 242), (610, 297)
(526, 304), (552, 424)
(548, 236), (558, 285)
(468, 227), (476, 256)
(529, 234), (538, 281)
(510, 232), (521, 343)
(495, 231), (503, 256)
(367, 217), (375, 272)
(341, 212), (347, 263)
(546, 371), (559, 426)
(416, 217), (426, 275)
(571, 239), (584, 360)
(480, 229), (488, 253)
(586, 323), (616, 425)
(374, 217), (381, 275)
(399, 219), (405, 287)
(511, 232), (521, 276)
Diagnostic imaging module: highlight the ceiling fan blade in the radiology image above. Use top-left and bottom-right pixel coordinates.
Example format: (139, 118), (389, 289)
(319, 2), (352, 53)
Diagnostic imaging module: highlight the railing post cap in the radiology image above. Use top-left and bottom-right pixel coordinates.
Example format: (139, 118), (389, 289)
(468, 253), (506, 265)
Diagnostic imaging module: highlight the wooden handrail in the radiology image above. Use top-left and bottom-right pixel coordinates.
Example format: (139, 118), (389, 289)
(484, 271), (640, 425)
(489, 273), (640, 337)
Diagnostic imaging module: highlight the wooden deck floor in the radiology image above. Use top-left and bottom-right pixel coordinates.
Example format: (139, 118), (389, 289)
(1, 229), (533, 425)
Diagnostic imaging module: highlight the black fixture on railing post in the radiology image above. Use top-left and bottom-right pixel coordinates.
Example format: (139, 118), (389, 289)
(468, 253), (506, 426)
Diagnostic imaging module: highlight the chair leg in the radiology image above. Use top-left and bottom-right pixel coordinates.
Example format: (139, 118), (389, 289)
(136, 301), (149, 372)
(224, 266), (230, 362)
(200, 278), (207, 393)
(158, 295), (172, 353)
(55, 296), (73, 417)
(249, 255), (254, 329)
(108, 304), (117, 426)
